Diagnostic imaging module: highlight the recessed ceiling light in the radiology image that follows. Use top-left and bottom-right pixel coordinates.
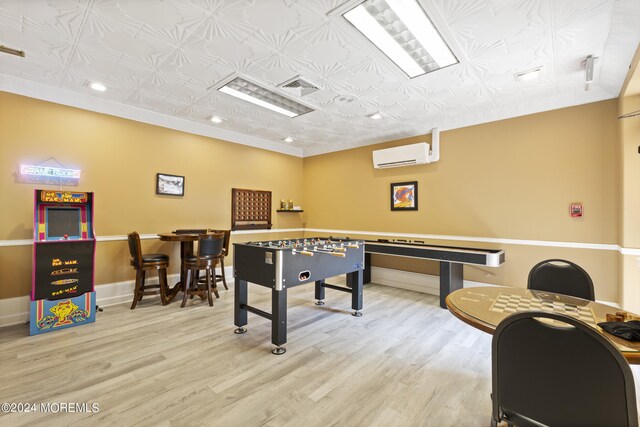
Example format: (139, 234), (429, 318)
(368, 112), (383, 120)
(218, 77), (314, 118)
(89, 82), (107, 92)
(343, 0), (457, 78)
(209, 116), (223, 123)
(284, 137), (294, 143)
(514, 67), (543, 82)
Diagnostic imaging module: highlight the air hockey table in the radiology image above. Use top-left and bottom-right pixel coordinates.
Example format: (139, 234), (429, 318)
(363, 239), (505, 308)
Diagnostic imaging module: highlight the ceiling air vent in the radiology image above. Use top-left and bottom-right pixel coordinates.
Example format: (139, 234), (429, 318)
(278, 75), (320, 97)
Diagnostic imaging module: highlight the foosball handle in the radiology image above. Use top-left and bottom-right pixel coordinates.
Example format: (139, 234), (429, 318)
(292, 249), (314, 256)
(330, 252), (346, 257)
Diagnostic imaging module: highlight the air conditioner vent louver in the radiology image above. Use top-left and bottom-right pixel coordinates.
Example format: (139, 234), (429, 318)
(376, 159), (419, 168)
(278, 75), (320, 96)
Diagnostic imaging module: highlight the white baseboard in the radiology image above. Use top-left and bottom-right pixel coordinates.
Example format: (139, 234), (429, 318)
(370, 266), (496, 296)
(2, 266), (620, 328)
(0, 267), (234, 328)
(93, 274), (179, 307)
(0, 295), (31, 327)
(370, 266), (620, 307)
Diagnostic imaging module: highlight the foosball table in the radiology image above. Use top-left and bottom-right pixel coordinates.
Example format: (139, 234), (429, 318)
(233, 237), (365, 354)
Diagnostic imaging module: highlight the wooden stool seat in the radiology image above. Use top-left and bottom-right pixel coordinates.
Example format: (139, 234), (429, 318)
(128, 232), (170, 309)
(182, 233), (224, 307)
(141, 253), (169, 263)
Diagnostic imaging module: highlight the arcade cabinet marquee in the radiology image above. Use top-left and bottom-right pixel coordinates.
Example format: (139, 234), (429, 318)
(30, 189), (97, 335)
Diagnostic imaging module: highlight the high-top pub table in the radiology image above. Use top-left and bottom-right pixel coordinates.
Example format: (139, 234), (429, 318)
(158, 230), (205, 300)
(446, 286), (640, 364)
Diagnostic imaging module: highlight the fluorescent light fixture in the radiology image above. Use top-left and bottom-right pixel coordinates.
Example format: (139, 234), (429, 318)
(343, 0), (457, 78)
(89, 82), (106, 92)
(209, 115), (223, 123)
(368, 112), (383, 120)
(514, 67), (542, 82)
(218, 77), (314, 118)
(284, 137), (294, 143)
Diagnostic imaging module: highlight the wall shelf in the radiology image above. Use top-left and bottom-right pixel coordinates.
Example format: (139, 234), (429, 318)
(277, 209), (303, 212)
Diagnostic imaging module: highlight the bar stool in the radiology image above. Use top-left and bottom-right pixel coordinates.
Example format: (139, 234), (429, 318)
(206, 229), (231, 290)
(182, 232), (224, 307)
(127, 231), (170, 309)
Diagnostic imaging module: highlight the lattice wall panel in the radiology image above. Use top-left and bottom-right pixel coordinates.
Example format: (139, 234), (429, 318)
(231, 188), (272, 231)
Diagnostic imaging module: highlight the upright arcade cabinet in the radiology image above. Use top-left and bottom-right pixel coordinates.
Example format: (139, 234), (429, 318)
(30, 189), (97, 335)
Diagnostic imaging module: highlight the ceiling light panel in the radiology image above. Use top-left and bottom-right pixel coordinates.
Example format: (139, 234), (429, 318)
(218, 77), (314, 118)
(343, 0), (458, 78)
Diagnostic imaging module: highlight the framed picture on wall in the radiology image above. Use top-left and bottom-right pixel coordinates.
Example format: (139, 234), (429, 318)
(156, 173), (184, 196)
(391, 181), (418, 211)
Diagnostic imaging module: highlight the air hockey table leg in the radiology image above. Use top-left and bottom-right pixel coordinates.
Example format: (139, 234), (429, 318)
(234, 278), (248, 334)
(272, 287), (287, 355)
(440, 262), (463, 309)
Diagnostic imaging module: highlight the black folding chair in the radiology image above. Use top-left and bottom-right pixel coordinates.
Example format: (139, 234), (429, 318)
(492, 311), (637, 427)
(527, 259), (595, 301)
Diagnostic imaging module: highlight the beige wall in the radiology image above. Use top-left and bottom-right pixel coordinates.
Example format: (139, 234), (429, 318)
(0, 92), (627, 305)
(0, 91), (304, 299)
(619, 45), (640, 312)
(304, 101), (621, 302)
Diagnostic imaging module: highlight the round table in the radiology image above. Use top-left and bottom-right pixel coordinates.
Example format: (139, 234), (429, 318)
(158, 232), (200, 301)
(446, 286), (640, 364)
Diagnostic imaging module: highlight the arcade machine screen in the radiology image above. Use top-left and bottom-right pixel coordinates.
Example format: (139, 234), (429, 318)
(46, 208), (81, 239)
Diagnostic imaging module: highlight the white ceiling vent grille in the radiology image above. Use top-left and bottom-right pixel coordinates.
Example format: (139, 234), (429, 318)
(278, 75), (320, 97)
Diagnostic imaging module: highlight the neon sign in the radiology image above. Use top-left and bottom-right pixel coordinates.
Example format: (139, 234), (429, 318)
(20, 165), (81, 179)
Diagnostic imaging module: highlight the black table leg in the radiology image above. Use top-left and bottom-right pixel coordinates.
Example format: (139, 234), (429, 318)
(272, 288), (287, 355)
(363, 252), (372, 284)
(315, 279), (325, 305)
(234, 278), (248, 334)
(440, 262), (463, 309)
(347, 269), (363, 317)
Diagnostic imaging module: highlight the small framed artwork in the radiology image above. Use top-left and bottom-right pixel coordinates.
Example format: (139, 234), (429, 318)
(156, 173), (184, 196)
(391, 181), (418, 211)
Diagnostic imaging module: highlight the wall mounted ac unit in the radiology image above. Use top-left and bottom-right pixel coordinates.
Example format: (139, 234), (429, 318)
(372, 128), (440, 169)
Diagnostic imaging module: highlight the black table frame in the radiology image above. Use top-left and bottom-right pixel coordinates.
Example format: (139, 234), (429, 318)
(234, 272), (363, 354)
(363, 240), (505, 308)
(233, 239), (365, 355)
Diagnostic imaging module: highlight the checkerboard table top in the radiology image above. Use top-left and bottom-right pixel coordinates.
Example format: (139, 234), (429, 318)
(490, 292), (597, 327)
(445, 286), (640, 363)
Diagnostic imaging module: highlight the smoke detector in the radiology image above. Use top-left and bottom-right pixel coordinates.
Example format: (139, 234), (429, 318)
(277, 75), (320, 97)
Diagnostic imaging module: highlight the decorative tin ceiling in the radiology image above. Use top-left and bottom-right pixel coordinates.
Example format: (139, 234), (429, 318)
(0, 0), (639, 157)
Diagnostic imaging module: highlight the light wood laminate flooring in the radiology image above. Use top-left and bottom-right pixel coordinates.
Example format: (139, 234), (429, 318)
(2, 280), (628, 426)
